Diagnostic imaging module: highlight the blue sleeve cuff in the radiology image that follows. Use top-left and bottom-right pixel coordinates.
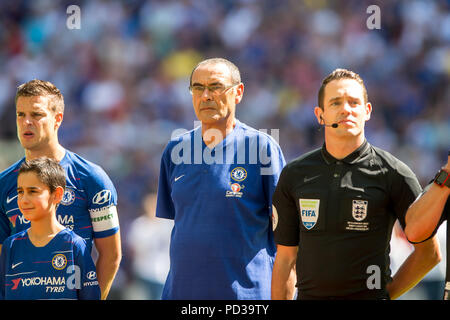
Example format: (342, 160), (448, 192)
(93, 227), (119, 239)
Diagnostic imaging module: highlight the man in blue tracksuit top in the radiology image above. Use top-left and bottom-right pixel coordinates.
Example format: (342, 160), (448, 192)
(156, 58), (286, 299)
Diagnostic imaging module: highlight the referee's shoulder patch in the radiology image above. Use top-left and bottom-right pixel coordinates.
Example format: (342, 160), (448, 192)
(272, 205), (278, 231)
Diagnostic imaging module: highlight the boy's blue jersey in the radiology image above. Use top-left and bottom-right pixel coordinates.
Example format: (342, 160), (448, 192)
(0, 150), (120, 253)
(0, 228), (100, 300)
(156, 120), (285, 299)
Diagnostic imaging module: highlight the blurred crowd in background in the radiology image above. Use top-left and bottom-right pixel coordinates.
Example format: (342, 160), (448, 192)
(0, 0), (448, 299)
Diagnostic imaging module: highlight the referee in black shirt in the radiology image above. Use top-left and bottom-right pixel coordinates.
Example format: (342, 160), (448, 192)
(271, 68), (441, 300)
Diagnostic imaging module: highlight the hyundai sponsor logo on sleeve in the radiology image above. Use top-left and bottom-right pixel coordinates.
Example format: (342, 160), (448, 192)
(87, 271), (97, 280)
(92, 190), (111, 205)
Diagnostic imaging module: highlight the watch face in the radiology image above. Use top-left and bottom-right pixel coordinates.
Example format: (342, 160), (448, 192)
(435, 170), (449, 185)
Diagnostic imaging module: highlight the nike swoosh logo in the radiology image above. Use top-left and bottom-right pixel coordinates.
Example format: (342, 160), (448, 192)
(6, 195), (18, 204)
(12, 262), (23, 269)
(174, 175), (185, 182)
(304, 175), (321, 183)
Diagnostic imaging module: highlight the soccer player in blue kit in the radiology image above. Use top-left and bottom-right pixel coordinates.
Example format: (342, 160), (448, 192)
(156, 58), (287, 299)
(0, 80), (121, 299)
(0, 157), (100, 300)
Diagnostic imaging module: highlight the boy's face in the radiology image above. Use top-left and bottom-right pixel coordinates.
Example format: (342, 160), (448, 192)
(17, 172), (62, 222)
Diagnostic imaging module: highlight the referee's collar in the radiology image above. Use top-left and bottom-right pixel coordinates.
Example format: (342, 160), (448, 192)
(321, 139), (371, 165)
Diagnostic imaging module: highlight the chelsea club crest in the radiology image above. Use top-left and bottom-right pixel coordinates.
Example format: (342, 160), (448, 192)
(61, 188), (75, 206)
(230, 167), (247, 182)
(52, 254), (67, 270)
(227, 167), (247, 198)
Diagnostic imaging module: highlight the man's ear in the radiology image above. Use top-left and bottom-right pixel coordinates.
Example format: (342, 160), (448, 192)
(235, 83), (244, 104)
(54, 112), (63, 130)
(314, 106), (324, 125)
(365, 102), (372, 121)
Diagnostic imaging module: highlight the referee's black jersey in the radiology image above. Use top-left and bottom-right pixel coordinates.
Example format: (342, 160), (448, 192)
(272, 140), (422, 299)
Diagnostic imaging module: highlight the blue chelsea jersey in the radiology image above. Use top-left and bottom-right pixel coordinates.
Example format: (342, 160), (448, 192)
(0, 228), (100, 300)
(0, 150), (120, 253)
(156, 120), (286, 299)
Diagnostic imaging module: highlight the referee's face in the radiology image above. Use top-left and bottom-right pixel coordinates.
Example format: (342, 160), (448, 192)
(318, 78), (371, 138)
(16, 95), (62, 152)
(191, 63), (243, 127)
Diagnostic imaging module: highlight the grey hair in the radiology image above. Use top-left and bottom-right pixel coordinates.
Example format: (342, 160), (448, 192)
(189, 58), (241, 86)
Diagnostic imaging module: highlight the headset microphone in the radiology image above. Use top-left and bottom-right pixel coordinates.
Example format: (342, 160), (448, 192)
(320, 116), (338, 128)
(328, 123), (339, 128)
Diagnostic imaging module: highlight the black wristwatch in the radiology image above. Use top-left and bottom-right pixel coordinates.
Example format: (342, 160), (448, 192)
(434, 169), (450, 188)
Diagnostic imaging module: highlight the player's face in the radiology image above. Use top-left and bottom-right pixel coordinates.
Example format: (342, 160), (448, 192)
(17, 172), (60, 222)
(319, 78), (371, 138)
(191, 63), (243, 126)
(16, 95), (62, 152)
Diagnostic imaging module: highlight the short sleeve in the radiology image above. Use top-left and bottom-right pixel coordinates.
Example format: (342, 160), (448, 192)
(0, 209), (11, 245)
(0, 181), (13, 244)
(156, 146), (176, 220)
(272, 165), (300, 246)
(0, 237), (11, 300)
(74, 237), (101, 300)
(85, 166), (120, 238)
(390, 161), (422, 229)
(261, 137), (286, 217)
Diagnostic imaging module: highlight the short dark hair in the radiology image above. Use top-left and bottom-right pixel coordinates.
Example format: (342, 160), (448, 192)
(18, 157), (66, 193)
(15, 79), (65, 114)
(189, 58), (241, 86)
(318, 68), (368, 110)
